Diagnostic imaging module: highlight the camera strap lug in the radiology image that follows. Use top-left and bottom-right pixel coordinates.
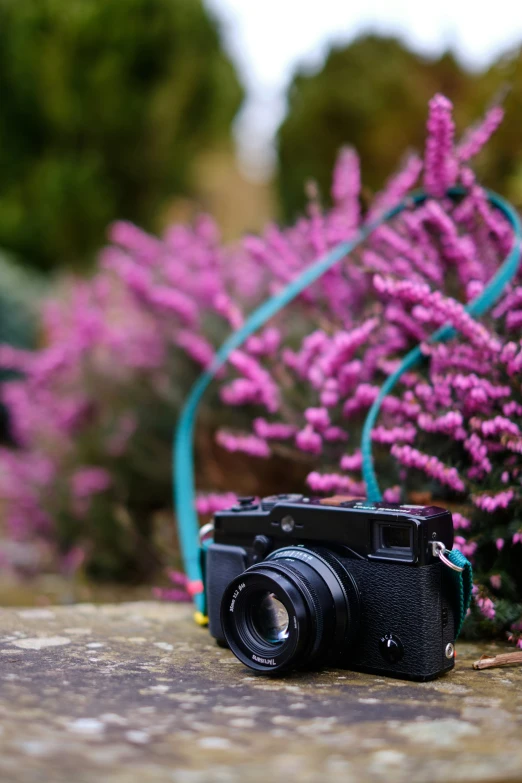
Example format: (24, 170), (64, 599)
(199, 522), (214, 545)
(431, 540), (464, 572)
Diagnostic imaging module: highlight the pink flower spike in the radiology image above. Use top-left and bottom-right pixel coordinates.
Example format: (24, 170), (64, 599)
(490, 574), (502, 590)
(424, 94), (458, 198)
(383, 486), (401, 503)
(323, 427), (348, 443)
(457, 105), (504, 162)
(304, 407), (330, 431)
(473, 491), (515, 513)
(331, 147), (361, 230)
(296, 426), (323, 455)
(71, 467), (111, 499)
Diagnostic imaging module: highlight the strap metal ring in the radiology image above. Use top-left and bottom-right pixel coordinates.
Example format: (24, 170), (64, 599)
(199, 521), (214, 545)
(431, 540), (464, 572)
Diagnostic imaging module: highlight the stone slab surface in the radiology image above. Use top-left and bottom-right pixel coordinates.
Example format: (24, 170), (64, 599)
(0, 601), (520, 783)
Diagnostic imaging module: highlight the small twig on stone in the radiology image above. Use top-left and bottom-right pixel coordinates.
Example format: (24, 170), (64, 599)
(473, 652), (522, 670)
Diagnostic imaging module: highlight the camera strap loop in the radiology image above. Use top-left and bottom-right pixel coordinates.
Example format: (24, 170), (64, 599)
(447, 548), (474, 639)
(173, 188), (522, 633)
(432, 542), (473, 637)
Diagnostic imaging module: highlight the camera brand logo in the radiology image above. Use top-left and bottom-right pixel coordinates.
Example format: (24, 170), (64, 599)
(252, 654), (276, 666)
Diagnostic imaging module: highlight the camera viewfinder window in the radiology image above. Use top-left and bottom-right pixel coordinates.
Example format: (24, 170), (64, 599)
(373, 523), (414, 556)
(381, 525), (411, 549)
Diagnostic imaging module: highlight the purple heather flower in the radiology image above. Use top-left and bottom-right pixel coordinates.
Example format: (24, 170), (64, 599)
(457, 105), (504, 162)
(306, 471), (365, 496)
(147, 287), (198, 325)
(320, 379), (340, 408)
(374, 275), (501, 354)
(71, 467), (111, 499)
(490, 574), (502, 590)
(452, 513), (471, 530)
(424, 94), (458, 198)
(110, 220), (162, 263)
(481, 416), (520, 438)
(454, 536), (478, 560)
(331, 146), (361, 231)
(391, 444), (465, 493)
(295, 426), (323, 455)
(176, 331), (215, 369)
(371, 424), (417, 444)
(195, 492), (238, 515)
(245, 328), (281, 357)
(304, 407), (330, 431)
(253, 419), (296, 440)
(383, 486), (401, 503)
(473, 491), (515, 513)
(216, 431), (271, 458)
(475, 594), (496, 620)
(340, 451), (363, 471)
(343, 384), (380, 418)
(323, 426), (348, 443)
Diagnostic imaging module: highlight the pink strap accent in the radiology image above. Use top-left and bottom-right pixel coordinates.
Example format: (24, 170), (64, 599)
(187, 579), (204, 597)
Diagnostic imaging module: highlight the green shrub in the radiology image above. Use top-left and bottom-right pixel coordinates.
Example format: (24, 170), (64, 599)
(277, 34), (522, 220)
(0, 0), (243, 271)
(0, 252), (43, 347)
(0, 252), (45, 439)
(277, 35), (476, 220)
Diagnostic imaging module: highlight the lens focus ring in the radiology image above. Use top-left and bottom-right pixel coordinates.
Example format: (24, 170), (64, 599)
(306, 547), (361, 648)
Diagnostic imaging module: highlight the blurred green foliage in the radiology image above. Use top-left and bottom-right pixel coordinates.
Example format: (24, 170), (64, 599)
(0, 253), (44, 440)
(0, 0), (243, 271)
(277, 34), (522, 220)
(0, 253), (43, 348)
(470, 51), (522, 203)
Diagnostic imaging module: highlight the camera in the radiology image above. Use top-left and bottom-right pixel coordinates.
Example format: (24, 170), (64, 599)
(205, 493), (458, 681)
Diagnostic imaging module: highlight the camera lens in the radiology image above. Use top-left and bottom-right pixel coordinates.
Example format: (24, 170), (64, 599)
(250, 592), (289, 644)
(220, 547), (360, 673)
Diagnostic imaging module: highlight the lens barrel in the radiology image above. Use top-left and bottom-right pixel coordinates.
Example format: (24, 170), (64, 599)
(220, 547), (360, 673)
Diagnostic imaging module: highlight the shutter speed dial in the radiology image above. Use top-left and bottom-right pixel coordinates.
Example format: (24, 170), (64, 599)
(379, 633), (404, 663)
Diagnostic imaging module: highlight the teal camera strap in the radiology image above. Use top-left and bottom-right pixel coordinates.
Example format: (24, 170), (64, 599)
(173, 188), (522, 635)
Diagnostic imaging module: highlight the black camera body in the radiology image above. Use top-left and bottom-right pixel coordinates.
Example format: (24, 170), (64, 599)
(206, 493), (458, 681)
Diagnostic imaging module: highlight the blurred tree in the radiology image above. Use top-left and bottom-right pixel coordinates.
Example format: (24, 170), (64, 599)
(466, 46), (522, 204)
(277, 35), (479, 220)
(0, 0), (243, 271)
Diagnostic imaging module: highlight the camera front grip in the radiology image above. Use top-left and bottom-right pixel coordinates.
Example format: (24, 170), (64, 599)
(173, 187), (521, 623)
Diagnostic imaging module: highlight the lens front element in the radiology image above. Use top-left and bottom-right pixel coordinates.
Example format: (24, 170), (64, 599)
(250, 592), (290, 644)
